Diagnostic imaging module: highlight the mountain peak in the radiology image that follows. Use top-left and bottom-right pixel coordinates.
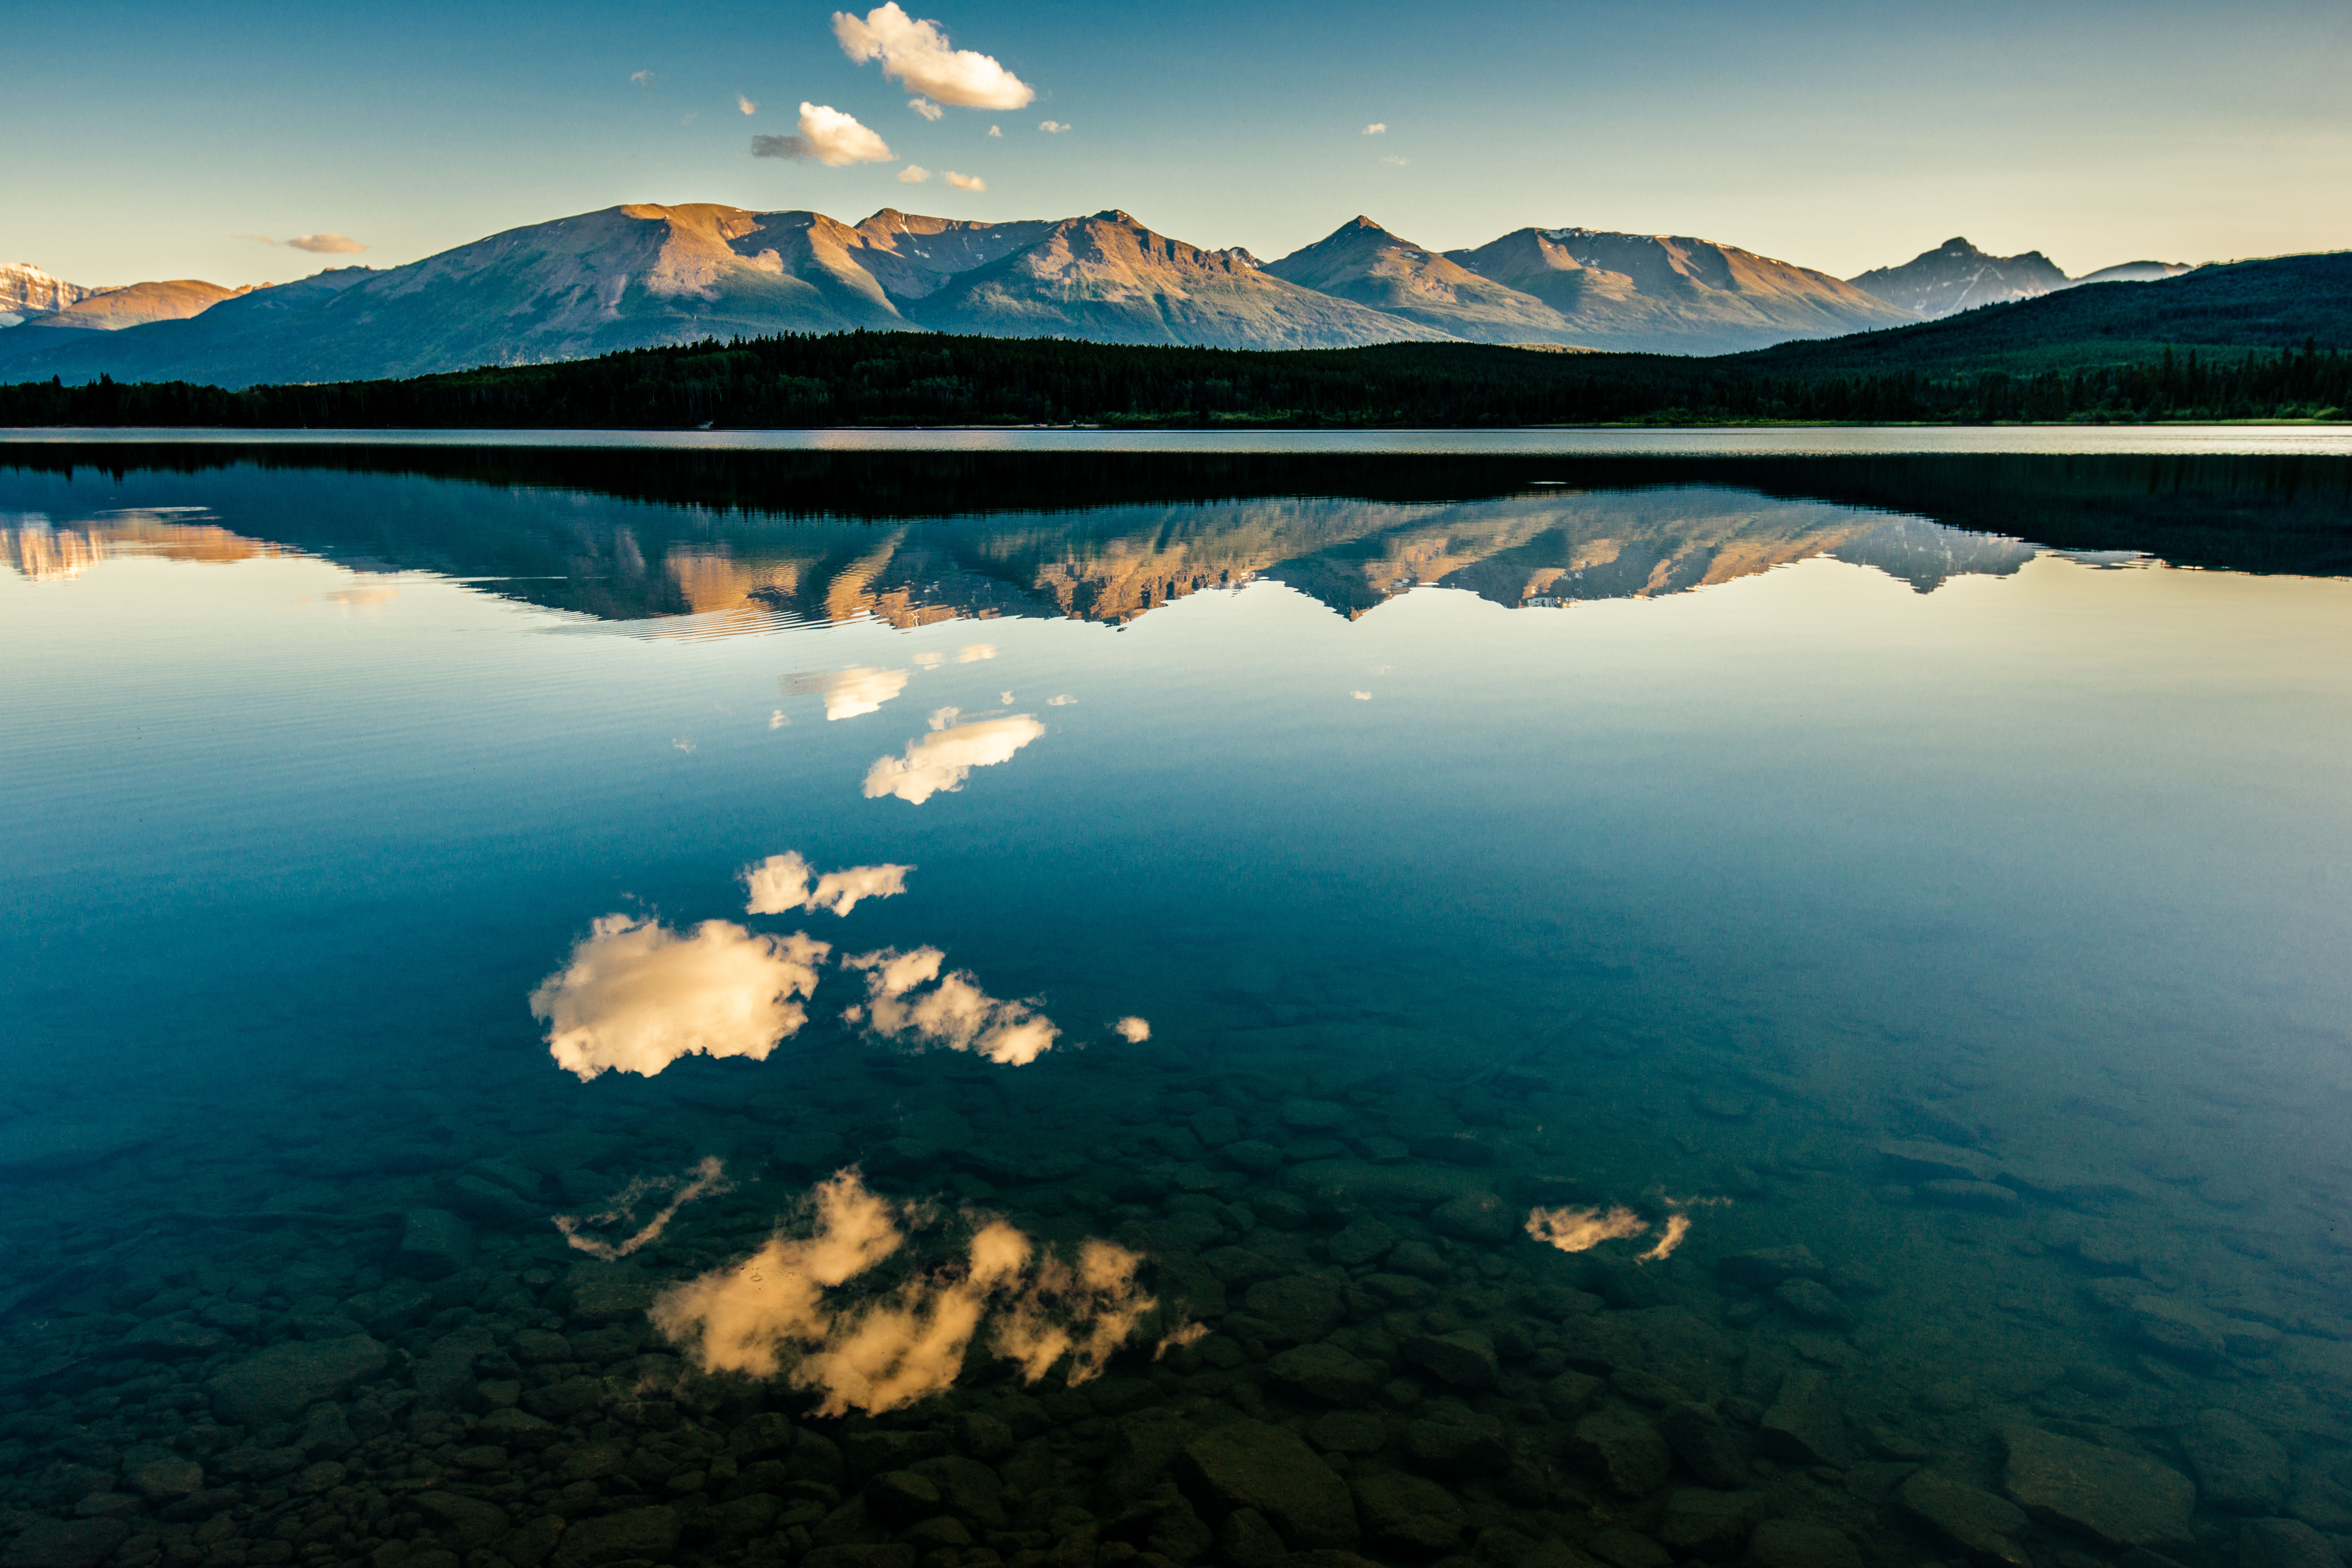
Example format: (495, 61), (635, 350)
(1852, 238), (2069, 318)
(1090, 209), (1137, 226)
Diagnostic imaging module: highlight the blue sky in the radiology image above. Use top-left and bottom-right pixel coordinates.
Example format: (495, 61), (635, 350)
(7, 0), (2348, 290)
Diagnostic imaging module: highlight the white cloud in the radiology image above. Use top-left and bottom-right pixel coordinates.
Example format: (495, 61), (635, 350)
(555, 1157), (731, 1260)
(648, 1170), (1156, 1413)
(529, 914), (830, 1081)
(843, 946), (1060, 1065)
(1350, 690), (1371, 700)
(943, 171), (986, 192)
(999, 691), (1014, 704)
(751, 103), (896, 167)
(737, 94), (760, 115)
(1362, 122), (1387, 135)
(631, 70), (653, 85)
(1046, 694), (1075, 706)
(909, 97), (944, 121)
(770, 709), (790, 729)
(863, 714), (1044, 804)
(1038, 120), (1069, 134)
(1524, 1204), (1648, 1253)
(987, 125), (1001, 138)
(1381, 155), (1408, 167)
(1524, 1202), (1697, 1263)
(1113, 1016), (1150, 1043)
(956, 643), (995, 662)
(898, 165), (933, 184)
(742, 851), (915, 917)
(913, 651), (945, 668)
(787, 665), (909, 720)
(833, 3), (1036, 110)
(286, 234), (367, 254)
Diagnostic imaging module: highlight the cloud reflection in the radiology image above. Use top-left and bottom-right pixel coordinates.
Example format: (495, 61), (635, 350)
(1524, 1202), (1698, 1262)
(843, 946), (1060, 1064)
(530, 914), (830, 1080)
(862, 714), (1046, 804)
(787, 666), (910, 720)
(648, 1169), (1157, 1414)
(742, 851), (914, 917)
(555, 1156), (732, 1259)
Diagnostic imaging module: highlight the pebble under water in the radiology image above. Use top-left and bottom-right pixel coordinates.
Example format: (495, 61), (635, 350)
(2, 448), (2351, 1568)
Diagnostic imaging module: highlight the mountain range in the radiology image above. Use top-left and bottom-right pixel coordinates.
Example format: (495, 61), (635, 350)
(0, 210), (2207, 389)
(1848, 237), (2193, 319)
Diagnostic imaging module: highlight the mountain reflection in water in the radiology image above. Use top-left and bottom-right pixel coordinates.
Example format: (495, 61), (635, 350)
(4, 449), (2345, 626)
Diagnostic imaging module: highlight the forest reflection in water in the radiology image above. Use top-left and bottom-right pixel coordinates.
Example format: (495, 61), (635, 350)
(3, 448), (2347, 632)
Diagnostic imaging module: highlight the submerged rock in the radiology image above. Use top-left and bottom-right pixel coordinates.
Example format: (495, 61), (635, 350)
(2179, 1408), (2290, 1513)
(396, 1207), (477, 1278)
(1399, 1331), (1499, 1390)
(2239, 1517), (2346, 1568)
(1715, 1244), (1823, 1289)
(1878, 1139), (1999, 1183)
(1349, 1471), (1465, 1554)
(206, 1334), (388, 1426)
(1569, 1409), (1673, 1498)
(1773, 1278), (1851, 1326)
(1268, 1343), (1384, 1405)
(1657, 1402), (1748, 1490)
(0, 1518), (130, 1568)
(1658, 1487), (1768, 1557)
(1427, 1192), (1517, 1244)
(1759, 1369), (1850, 1467)
(1746, 1519), (1864, 1568)
(1898, 1469), (2031, 1567)
(1180, 1419), (1360, 1548)
(2002, 1424), (2194, 1550)
(1919, 1179), (2022, 1213)
(552, 1504), (681, 1567)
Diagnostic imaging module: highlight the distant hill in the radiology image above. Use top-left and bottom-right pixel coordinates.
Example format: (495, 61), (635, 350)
(1444, 227), (1912, 353)
(2070, 260), (2195, 287)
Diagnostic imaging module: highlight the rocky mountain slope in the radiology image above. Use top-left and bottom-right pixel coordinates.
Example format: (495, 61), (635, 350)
(906, 211), (1449, 349)
(1261, 218), (1576, 344)
(1846, 238), (2194, 319)
(1, 263), (101, 324)
(1440, 227), (1912, 353)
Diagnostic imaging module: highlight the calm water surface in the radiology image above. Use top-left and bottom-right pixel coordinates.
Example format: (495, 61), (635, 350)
(2, 446), (2350, 1568)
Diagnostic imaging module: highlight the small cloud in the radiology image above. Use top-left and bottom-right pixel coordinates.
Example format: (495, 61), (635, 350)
(737, 94), (760, 115)
(913, 651), (945, 668)
(555, 1157), (730, 1260)
(786, 665), (909, 720)
(863, 714), (1044, 804)
(898, 164), (933, 184)
(743, 851), (915, 918)
(843, 946), (1059, 1065)
(1038, 120), (1070, 134)
(1349, 690), (1371, 700)
(239, 233), (365, 254)
(753, 103), (895, 167)
(1380, 155), (1408, 167)
(1525, 1204), (1649, 1253)
(1046, 694), (1075, 706)
(943, 171), (985, 191)
(956, 643), (995, 662)
(683, 112), (701, 123)
(529, 914), (830, 1081)
(1362, 122), (1387, 135)
(673, 736), (696, 753)
(631, 70), (653, 85)
(987, 125), (1001, 137)
(769, 709), (790, 729)
(1112, 1016), (1150, 1043)
(834, 2), (1037, 110)
(999, 691), (1014, 704)
(909, 97), (943, 121)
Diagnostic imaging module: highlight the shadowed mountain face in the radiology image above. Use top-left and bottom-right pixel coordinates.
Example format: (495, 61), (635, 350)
(1441, 228), (1914, 354)
(902, 211), (1457, 348)
(1849, 237), (2073, 318)
(1261, 218), (1578, 344)
(10, 450), (2340, 635)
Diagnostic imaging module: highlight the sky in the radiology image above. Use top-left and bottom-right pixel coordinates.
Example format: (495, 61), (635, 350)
(5, 0), (2349, 291)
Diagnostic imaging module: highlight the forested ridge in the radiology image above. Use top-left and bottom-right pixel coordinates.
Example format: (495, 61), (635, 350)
(1, 332), (2343, 428)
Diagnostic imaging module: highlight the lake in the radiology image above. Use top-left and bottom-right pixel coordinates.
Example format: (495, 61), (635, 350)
(2, 439), (2350, 1568)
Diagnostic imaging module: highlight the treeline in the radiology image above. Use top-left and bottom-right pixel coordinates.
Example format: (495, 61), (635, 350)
(1, 331), (2345, 428)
